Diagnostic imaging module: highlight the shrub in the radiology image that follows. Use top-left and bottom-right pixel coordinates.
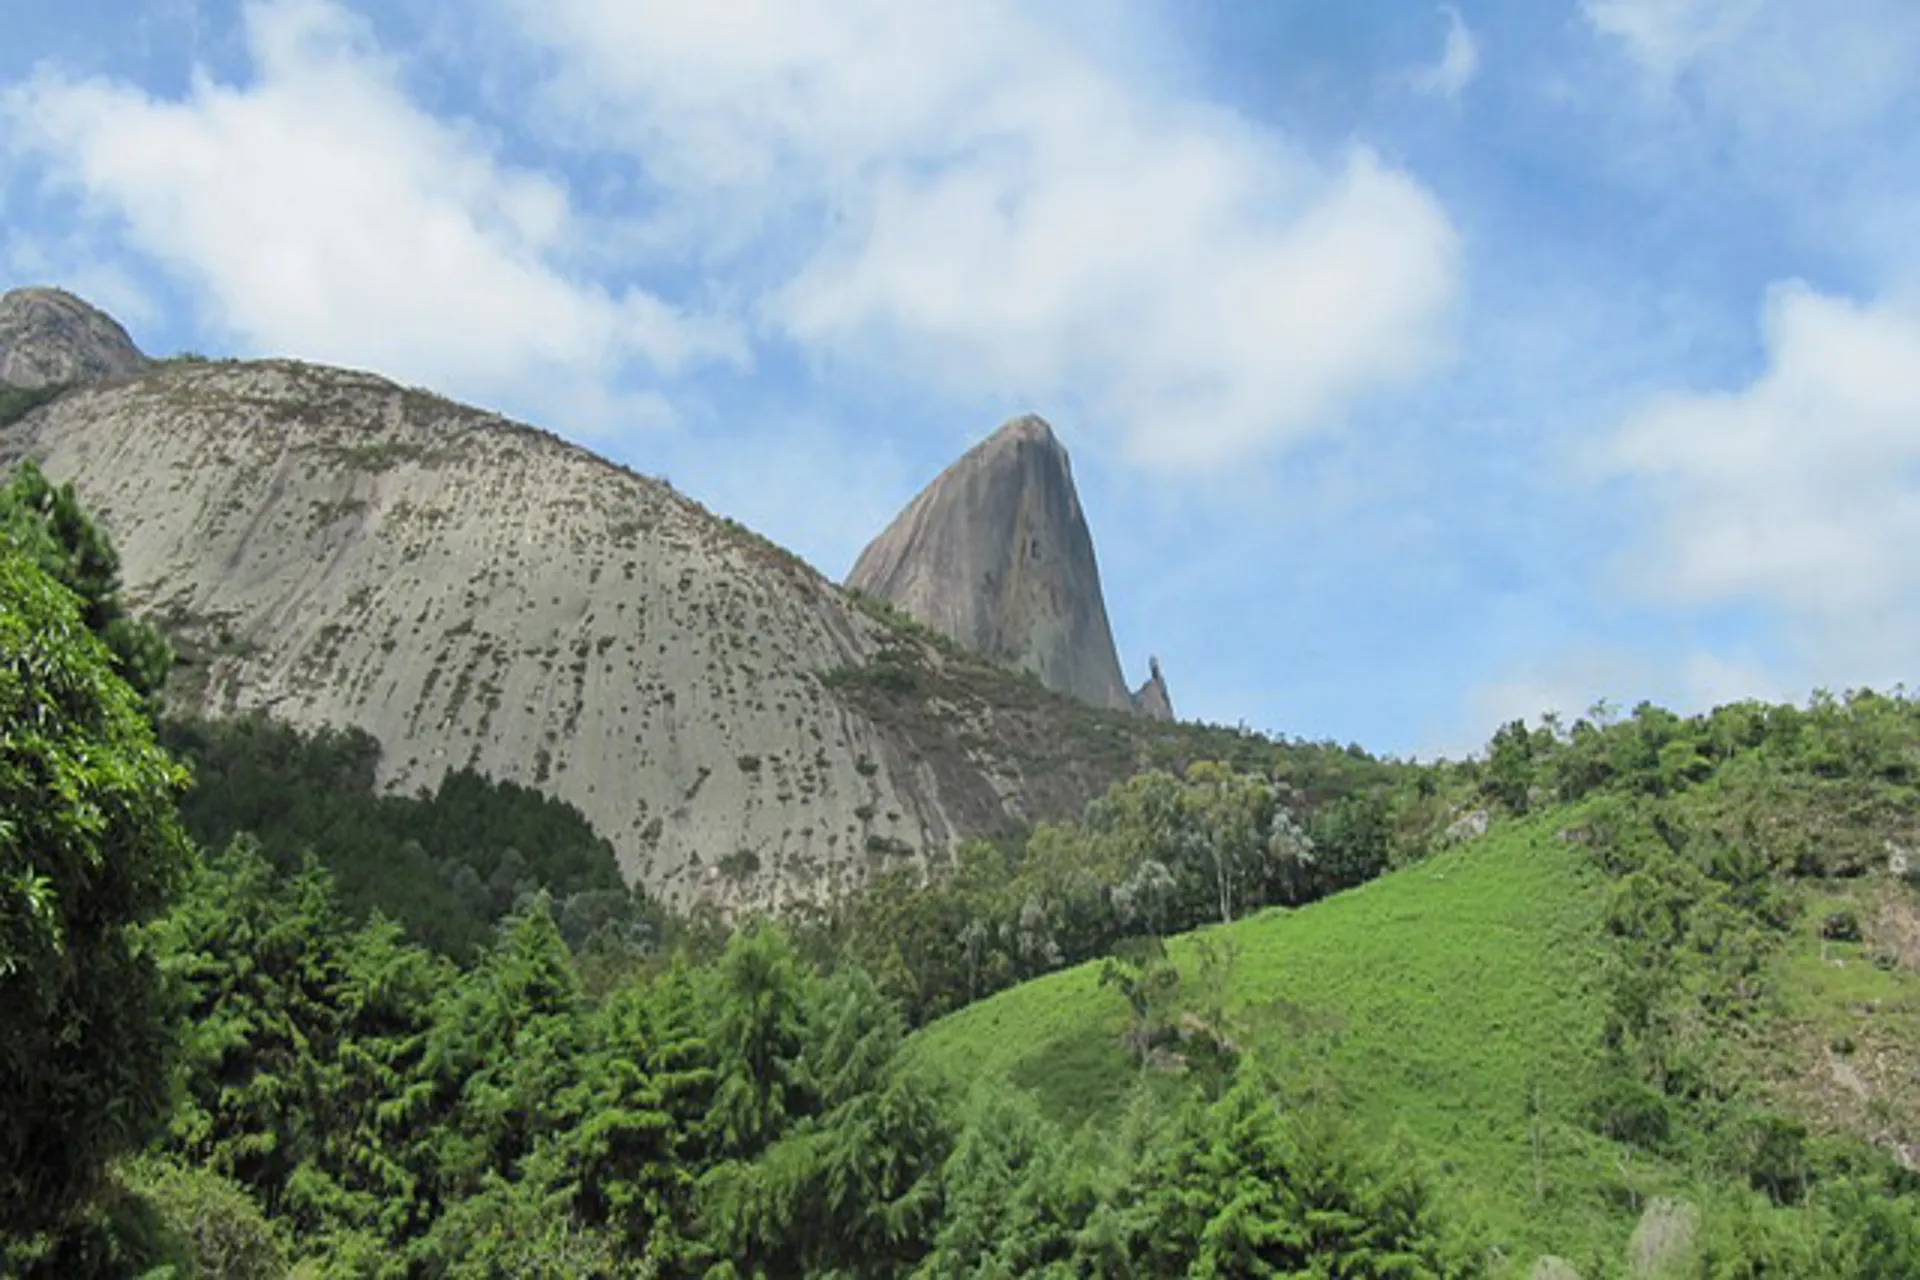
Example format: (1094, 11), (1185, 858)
(1587, 1073), (1674, 1150)
(1821, 909), (1864, 943)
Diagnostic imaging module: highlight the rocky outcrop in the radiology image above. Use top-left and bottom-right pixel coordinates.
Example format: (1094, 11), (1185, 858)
(0, 286), (147, 389)
(848, 414), (1164, 716)
(1132, 656), (1174, 721)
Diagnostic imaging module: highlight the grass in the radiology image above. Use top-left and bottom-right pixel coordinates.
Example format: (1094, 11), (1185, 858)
(908, 812), (1692, 1270)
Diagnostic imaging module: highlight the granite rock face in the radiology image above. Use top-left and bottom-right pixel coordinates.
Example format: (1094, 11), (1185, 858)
(0, 286), (148, 389)
(0, 292), (1199, 909)
(0, 323), (1192, 910)
(848, 415), (1167, 716)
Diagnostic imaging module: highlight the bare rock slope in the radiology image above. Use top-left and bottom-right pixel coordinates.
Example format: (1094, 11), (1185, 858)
(848, 415), (1171, 719)
(0, 286), (148, 389)
(1, 359), (952, 909)
(0, 289), (1235, 908)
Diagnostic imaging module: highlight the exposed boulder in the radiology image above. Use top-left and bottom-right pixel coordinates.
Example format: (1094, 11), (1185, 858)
(0, 286), (148, 389)
(1628, 1197), (1697, 1278)
(848, 414), (1154, 714)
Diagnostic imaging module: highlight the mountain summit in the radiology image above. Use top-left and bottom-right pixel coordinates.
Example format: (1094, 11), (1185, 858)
(847, 415), (1171, 718)
(0, 286), (148, 389)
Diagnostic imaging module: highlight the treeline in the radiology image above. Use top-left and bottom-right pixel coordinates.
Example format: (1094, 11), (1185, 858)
(1472, 692), (1920, 815)
(791, 762), (1408, 1026)
(159, 713), (656, 962)
(13, 828), (1484, 1277)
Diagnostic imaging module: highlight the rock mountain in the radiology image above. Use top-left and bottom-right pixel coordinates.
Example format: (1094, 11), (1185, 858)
(0, 287), (1218, 909)
(0, 286), (149, 389)
(848, 415), (1171, 719)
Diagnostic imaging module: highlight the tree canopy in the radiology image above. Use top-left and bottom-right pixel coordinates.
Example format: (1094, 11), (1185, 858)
(0, 544), (191, 1240)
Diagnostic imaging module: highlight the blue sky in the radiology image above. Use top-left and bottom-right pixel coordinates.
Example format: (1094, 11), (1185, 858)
(4, 0), (1918, 758)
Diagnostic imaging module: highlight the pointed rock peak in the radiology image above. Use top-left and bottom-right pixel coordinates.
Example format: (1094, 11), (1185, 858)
(986, 412), (1062, 450)
(1132, 656), (1175, 722)
(0, 285), (148, 390)
(959, 413), (1070, 479)
(847, 414), (1156, 715)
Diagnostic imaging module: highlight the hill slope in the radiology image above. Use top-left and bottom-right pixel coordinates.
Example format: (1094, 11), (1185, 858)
(908, 694), (1920, 1272)
(910, 815), (1633, 1264)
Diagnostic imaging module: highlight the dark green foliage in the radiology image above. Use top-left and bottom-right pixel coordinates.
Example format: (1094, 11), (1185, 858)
(709, 923), (817, 1156)
(916, 1089), (1103, 1276)
(160, 712), (652, 960)
(702, 968), (952, 1277)
(920, 1063), (1477, 1279)
(151, 836), (440, 1260)
(0, 381), (67, 428)
(1483, 718), (1538, 813)
(0, 1164), (201, 1280)
(1, 458), (173, 707)
(1822, 908), (1865, 942)
(1307, 788), (1394, 891)
(0, 547), (192, 1242)
(1741, 1114), (1814, 1206)
(159, 837), (356, 1216)
(555, 966), (713, 1269)
(289, 910), (448, 1251)
(1100, 935), (1183, 1065)
(419, 898), (585, 1208)
(1692, 1178), (1920, 1277)
(1119, 1063), (1476, 1277)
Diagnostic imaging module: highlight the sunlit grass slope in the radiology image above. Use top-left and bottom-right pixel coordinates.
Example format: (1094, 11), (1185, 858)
(908, 812), (1681, 1268)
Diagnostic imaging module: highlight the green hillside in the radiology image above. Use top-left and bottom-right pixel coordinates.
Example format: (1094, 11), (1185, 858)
(909, 815), (1641, 1266)
(908, 703), (1920, 1275)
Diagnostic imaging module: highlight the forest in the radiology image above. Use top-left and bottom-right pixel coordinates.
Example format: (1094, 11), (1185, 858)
(6, 457), (1920, 1277)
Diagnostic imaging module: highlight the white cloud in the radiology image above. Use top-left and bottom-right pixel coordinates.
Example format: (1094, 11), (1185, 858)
(1583, 0), (1920, 135)
(1601, 282), (1920, 681)
(2, 0), (742, 424)
(1413, 6), (1480, 103)
(1582, 0), (1757, 80)
(506, 0), (1461, 472)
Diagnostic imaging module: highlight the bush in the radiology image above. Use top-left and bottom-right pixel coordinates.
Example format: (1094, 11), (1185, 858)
(1587, 1073), (1673, 1150)
(1822, 909), (1865, 943)
(1743, 1114), (1813, 1206)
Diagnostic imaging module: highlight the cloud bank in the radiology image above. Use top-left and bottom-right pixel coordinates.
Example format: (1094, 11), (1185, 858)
(7, 0), (1462, 472)
(3, 0), (740, 423)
